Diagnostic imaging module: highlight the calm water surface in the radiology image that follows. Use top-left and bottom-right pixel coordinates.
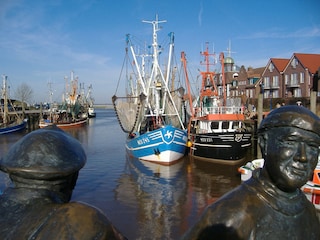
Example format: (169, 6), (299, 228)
(0, 109), (251, 239)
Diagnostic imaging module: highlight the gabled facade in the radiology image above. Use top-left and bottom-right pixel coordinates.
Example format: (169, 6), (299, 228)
(245, 67), (264, 99)
(282, 53), (320, 98)
(215, 52), (320, 102)
(260, 58), (289, 99)
(226, 65), (247, 97)
(258, 53), (320, 100)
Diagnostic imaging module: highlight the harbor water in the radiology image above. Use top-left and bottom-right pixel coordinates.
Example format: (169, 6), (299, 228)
(0, 109), (248, 240)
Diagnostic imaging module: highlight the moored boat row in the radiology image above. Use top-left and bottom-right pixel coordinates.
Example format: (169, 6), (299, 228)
(39, 71), (95, 129)
(0, 75), (27, 134)
(113, 16), (253, 166)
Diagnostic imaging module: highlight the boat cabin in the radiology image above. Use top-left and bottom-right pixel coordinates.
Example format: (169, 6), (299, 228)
(191, 120), (246, 134)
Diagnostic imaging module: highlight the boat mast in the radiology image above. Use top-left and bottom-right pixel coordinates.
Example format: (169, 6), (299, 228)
(181, 52), (194, 118)
(219, 52), (226, 105)
(69, 71), (78, 105)
(199, 43), (218, 104)
(2, 75), (9, 125)
(161, 32), (174, 113)
(143, 15), (166, 118)
(126, 34), (147, 96)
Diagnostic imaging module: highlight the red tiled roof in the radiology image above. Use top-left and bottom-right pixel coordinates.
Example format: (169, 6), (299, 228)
(294, 53), (320, 73)
(271, 58), (289, 72)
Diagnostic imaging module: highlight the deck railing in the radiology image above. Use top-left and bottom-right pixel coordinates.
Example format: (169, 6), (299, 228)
(196, 106), (244, 117)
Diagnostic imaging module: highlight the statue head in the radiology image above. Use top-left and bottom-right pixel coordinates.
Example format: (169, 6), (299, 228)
(258, 105), (320, 192)
(0, 125), (86, 202)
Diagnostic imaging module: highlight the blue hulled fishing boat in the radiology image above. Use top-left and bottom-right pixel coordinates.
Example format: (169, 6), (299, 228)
(112, 16), (187, 165)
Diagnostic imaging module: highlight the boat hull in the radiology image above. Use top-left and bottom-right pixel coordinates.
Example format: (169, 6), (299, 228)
(39, 118), (88, 129)
(126, 125), (188, 165)
(0, 119), (28, 134)
(190, 132), (252, 163)
(88, 107), (96, 118)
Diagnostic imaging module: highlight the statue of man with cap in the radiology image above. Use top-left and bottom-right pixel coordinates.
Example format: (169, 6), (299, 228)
(0, 125), (126, 240)
(182, 105), (320, 240)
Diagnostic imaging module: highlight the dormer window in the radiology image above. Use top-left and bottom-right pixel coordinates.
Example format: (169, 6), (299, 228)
(269, 63), (274, 72)
(232, 80), (237, 87)
(291, 58), (298, 68)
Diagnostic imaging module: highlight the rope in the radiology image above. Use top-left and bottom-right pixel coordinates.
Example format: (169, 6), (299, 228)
(114, 47), (128, 95)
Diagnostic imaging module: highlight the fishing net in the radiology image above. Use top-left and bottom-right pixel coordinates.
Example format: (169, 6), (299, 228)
(112, 95), (143, 133)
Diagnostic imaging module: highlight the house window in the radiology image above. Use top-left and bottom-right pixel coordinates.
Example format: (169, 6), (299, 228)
(264, 90), (270, 99)
(291, 73), (298, 85)
(232, 81), (237, 87)
(300, 72), (304, 83)
(264, 77), (270, 88)
(291, 58), (298, 68)
(272, 76), (279, 87)
(293, 88), (302, 97)
(249, 89), (254, 98)
(269, 63), (274, 72)
(285, 75), (289, 85)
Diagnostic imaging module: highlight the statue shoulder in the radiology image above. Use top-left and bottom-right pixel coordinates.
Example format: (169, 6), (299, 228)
(37, 202), (126, 239)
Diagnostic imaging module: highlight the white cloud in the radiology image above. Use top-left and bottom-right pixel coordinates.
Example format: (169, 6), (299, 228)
(198, 1), (203, 27)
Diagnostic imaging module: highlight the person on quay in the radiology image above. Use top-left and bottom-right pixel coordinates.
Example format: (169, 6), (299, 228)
(0, 125), (126, 240)
(182, 105), (320, 240)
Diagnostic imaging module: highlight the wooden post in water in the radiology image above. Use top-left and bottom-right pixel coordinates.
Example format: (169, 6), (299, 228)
(257, 89), (263, 159)
(310, 91), (316, 114)
(310, 68), (319, 115)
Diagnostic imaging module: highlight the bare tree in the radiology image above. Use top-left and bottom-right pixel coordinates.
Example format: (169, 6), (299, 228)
(15, 83), (33, 113)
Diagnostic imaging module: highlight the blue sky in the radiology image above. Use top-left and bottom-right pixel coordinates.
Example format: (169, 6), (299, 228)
(1, 0), (319, 104)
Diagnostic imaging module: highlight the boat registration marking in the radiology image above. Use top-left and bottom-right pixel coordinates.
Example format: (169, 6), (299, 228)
(137, 137), (150, 145)
(200, 138), (213, 142)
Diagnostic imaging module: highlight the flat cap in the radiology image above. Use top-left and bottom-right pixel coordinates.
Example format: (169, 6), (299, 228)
(258, 105), (320, 137)
(0, 125), (86, 180)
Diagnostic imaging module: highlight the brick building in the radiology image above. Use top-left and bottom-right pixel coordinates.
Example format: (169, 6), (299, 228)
(258, 53), (320, 99)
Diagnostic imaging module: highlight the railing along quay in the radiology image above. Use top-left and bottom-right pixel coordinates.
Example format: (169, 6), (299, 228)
(1, 109), (49, 131)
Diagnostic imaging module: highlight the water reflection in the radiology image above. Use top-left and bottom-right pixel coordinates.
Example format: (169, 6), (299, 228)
(114, 155), (244, 239)
(0, 131), (28, 192)
(115, 155), (188, 239)
(187, 158), (243, 215)
(0, 131), (27, 155)
(0, 109), (248, 239)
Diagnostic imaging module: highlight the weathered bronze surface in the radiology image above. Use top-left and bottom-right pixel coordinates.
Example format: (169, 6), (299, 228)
(182, 105), (320, 239)
(0, 125), (126, 239)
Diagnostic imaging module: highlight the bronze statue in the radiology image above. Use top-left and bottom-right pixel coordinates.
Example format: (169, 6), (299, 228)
(0, 125), (126, 240)
(182, 105), (320, 239)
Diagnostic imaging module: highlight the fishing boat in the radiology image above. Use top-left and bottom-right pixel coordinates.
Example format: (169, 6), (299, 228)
(85, 84), (96, 118)
(39, 117), (87, 129)
(0, 75), (27, 134)
(112, 16), (188, 165)
(39, 71), (88, 129)
(185, 44), (252, 163)
(88, 106), (96, 118)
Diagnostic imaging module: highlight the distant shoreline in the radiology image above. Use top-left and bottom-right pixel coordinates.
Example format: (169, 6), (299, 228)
(93, 104), (113, 109)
